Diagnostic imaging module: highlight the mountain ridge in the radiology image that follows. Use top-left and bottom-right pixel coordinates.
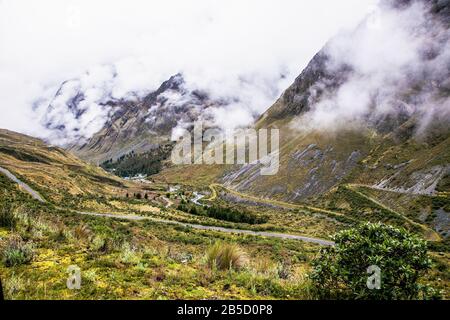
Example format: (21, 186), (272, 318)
(44, 73), (222, 164)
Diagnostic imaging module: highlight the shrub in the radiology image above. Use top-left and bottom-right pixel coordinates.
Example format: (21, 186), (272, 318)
(50, 224), (68, 242)
(309, 222), (437, 300)
(74, 224), (93, 243)
(1, 235), (34, 267)
(277, 260), (292, 280)
(0, 203), (15, 229)
(89, 235), (108, 253)
(206, 242), (247, 271)
(118, 242), (140, 265)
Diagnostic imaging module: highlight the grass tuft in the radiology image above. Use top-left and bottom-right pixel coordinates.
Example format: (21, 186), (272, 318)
(206, 242), (247, 271)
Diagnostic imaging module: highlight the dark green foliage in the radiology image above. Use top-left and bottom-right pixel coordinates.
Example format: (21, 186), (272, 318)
(101, 144), (173, 178)
(0, 175), (18, 229)
(0, 202), (15, 229)
(432, 196), (450, 211)
(177, 201), (268, 225)
(428, 238), (450, 253)
(309, 222), (438, 300)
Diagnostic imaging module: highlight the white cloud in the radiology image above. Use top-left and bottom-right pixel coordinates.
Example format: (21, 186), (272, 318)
(292, 1), (450, 133)
(0, 0), (377, 142)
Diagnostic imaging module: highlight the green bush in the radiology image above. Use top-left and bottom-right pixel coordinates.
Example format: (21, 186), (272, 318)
(1, 235), (34, 267)
(206, 242), (247, 271)
(309, 222), (438, 300)
(178, 201), (268, 225)
(0, 202), (15, 229)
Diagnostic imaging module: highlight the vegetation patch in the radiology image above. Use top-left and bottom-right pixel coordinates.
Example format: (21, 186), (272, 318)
(0, 147), (52, 164)
(101, 144), (173, 178)
(309, 222), (440, 299)
(1, 235), (34, 267)
(177, 201), (268, 225)
(206, 242), (248, 271)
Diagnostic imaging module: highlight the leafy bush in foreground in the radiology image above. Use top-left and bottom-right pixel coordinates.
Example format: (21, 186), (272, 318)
(309, 222), (438, 300)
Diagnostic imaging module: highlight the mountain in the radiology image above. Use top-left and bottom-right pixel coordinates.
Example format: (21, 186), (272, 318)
(155, 0), (450, 239)
(38, 0), (449, 237)
(220, 0), (450, 199)
(44, 74), (221, 165)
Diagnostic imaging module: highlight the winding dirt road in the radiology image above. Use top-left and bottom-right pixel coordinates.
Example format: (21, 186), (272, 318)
(0, 166), (334, 246)
(0, 167), (46, 203)
(76, 211), (334, 246)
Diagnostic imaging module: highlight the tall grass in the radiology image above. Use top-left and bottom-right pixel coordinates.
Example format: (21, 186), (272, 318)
(206, 242), (247, 271)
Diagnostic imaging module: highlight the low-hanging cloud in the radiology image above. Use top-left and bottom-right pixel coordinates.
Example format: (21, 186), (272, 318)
(0, 0), (377, 144)
(291, 0), (450, 135)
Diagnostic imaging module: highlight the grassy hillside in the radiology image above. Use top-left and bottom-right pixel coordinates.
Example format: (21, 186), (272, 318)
(0, 125), (448, 299)
(0, 130), (339, 299)
(0, 171), (322, 299)
(0, 129), (135, 202)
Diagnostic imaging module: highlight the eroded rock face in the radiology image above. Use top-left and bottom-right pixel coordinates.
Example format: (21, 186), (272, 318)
(433, 208), (450, 238)
(375, 165), (450, 195)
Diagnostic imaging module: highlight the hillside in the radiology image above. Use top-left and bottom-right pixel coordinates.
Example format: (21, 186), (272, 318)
(225, 0), (450, 199)
(0, 129), (136, 202)
(0, 129), (351, 299)
(155, 0), (450, 239)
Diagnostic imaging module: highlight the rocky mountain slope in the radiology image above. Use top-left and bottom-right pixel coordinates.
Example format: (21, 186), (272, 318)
(221, 0), (450, 201)
(44, 74), (220, 164)
(154, 0), (450, 238)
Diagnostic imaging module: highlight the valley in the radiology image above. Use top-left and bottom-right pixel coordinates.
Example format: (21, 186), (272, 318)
(0, 127), (448, 299)
(0, 0), (449, 301)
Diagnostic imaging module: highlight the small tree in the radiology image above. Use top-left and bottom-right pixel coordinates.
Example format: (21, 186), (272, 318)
(309, 222), (438, 300)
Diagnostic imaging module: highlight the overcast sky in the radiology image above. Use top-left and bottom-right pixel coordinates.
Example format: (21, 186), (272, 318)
(0, 0), (378, 140)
